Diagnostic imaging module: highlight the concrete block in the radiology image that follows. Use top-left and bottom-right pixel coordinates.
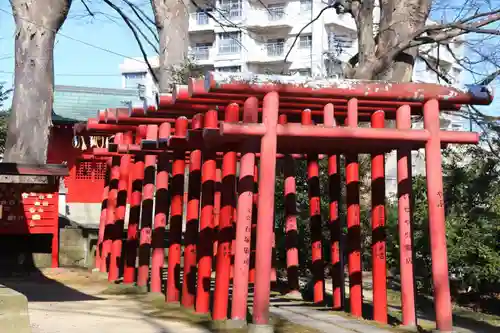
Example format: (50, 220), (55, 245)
(31, 253), (53, 268)
(282, 291), (303, 300)
(0, 284), (31, 333)
(249, 323), (274, 333)
(226, 319), (247, 329)
(398, 324), (419, 332)
(59, 228), (87, 267)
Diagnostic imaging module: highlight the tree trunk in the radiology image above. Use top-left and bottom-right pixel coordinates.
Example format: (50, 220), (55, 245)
(347, 0), (431, 82)
(151, 0), (189, 93)
(375, 0), (430, 82)
(4, 0), (71, 164)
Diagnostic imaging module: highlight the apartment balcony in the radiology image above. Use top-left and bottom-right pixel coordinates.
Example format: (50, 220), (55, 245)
(215, 45), (243, 62)
(323, 35), (357, 63)
(245, 8), (293, 31)
(323, 11), (357, 31)
(247, 42), (290, 63)
(189, 46), (216, 65)
(218, 8), (243, 22)
(189, 12), (215, 32)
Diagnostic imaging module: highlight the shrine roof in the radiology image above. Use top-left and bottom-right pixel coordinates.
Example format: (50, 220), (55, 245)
(0, 163), (69, 176)
(52, 85), (141, 123)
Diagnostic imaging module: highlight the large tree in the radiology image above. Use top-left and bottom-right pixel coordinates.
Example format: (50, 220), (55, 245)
(330, 0), (500, 82)
(151, 0), (189, 92)
(5, 0), (71, 164)
(91, 0), (190, 92)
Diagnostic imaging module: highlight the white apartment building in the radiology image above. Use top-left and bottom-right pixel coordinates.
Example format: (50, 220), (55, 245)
(119, 0), (470, 195)
(119, 0), (466, 97)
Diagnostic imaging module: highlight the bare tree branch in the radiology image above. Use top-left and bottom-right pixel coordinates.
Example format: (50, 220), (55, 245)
(282, 5), (334, 72)
(80, 0), (94, 17)
(254, 0), (273, 16)
(98, 10), (159, 53)
(190, 0), (247, 51)
(377, 9), (500, 72)
(478, 68), (500, 85)
(197, 2), (245, 30)
(467, 104), (499, 154)
(443, 43), (490, 77)
(103, 0), (159, 84)
(121, 0), (159, 43)
(123, 0), (157, 26)
(417, 54), (452, 84)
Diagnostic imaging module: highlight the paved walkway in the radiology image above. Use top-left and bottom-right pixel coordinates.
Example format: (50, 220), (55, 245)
(270, 306), (390, 333)
(2, 269), (209, 333)
(29, 294), (209, 333)
(4, 268), (497, 333)
(3, 268), (394, 333)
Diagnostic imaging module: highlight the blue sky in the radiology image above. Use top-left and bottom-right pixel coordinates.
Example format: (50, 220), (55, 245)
(0, 1), (498, 118)
(0, 1), (156, 90)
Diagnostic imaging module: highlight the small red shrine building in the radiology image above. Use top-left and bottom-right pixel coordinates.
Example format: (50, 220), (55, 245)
(49, 85), (142, 229)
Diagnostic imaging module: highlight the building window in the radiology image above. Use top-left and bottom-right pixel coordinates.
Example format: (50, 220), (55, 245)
(194, 43), (212, 60)
(266, 38), (285, 56)
(300, 0), (311, 12)
(299, 34), (312, 49)
(268, 4), (285, 21)
(194, 9), (211, 25)
(219, 0), (242, 19)
(216, 66), (241, 73)
(328, 32), (354, 53)
(124, 72), (146, 89)
(218, 32), (241, 54)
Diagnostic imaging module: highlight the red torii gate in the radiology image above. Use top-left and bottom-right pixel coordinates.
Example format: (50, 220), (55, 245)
(77, 72), (492, 333)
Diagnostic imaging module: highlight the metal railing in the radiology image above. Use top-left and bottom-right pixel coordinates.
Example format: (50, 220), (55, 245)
(219, 43), (241, 54)
(220, 8), (242, 19)
(328, 35), (354, 52)
(193, 47), (210, 60)
(266, 42), (284, 57)
(268, 7), (285, 21)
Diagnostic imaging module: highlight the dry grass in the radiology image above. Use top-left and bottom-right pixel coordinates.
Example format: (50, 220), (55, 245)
(100, 284), (148, 295)
(383, 285), (500, 332)
(139, 293), (321, 333)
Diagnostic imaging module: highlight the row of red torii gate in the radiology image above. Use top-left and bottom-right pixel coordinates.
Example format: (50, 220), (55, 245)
(77, 72), (494, 332)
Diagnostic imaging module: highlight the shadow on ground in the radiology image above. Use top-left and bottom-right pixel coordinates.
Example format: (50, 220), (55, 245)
(0, 261), (103, 302)
(386, 276), (500, 333)
(266, 275), (500, 333)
